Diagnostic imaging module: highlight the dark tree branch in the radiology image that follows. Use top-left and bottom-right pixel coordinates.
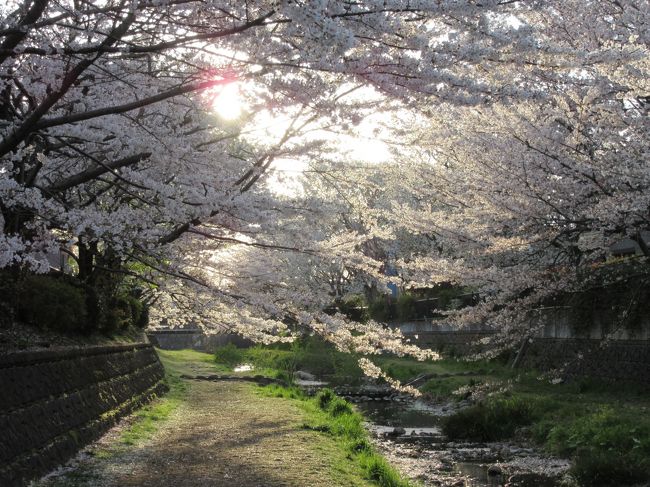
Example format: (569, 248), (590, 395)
(34, 79), (227, 130)
(43, 152), (151, 193)
(0, 11), (136, 158)
(0, 0), (50, 66)
(187, 228), (317, 254)
(0, 10), (275, 57)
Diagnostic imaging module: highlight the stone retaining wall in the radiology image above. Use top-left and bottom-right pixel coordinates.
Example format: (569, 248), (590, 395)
(0, 343), (167, 487)
(515, 338), (650, 385)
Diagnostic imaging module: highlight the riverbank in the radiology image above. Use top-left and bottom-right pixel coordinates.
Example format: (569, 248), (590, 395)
(32, 349), (397, 487)
(214, 338), (650, 486)
(379, 356), (650, 486)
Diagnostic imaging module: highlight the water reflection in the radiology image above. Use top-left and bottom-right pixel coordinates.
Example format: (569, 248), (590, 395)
(455, 462), (503, 487)
(233, 363), (253, 372)
(355, 398), (562, 487)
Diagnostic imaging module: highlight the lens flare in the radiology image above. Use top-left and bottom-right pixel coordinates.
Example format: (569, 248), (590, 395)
(213, 83), (242, 120)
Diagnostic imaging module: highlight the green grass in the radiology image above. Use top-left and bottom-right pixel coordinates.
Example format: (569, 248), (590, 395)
(213, 337), (364, 383)
(34, 349), (400, 487)
(212, 337), (514, 391)
(39, 348), (206, 483)
(359, 453), (409, 487)
(158, 347), (230, 371)
(370, 355), (517, 401)
(258, 383), (305, 399)
(437, 374), (650, 486)
(257, 386), (415, 487)
(114, 349), (232, 446)
(119, 393), (181, 445)
(369, 348), (650, 485)
(164, 349), (413, 486)
(116, 349), (203, 446)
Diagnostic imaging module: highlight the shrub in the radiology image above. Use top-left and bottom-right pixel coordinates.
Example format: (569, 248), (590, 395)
(243, 346), (291, 370)
(328, 397), (353, 416)
(396, 293), (417, 321)
(126, 295), (148, 328)
(13, 272), (148, 335)
(338, 295), (369, 322)
(316, 389), (335, 409)
(101, 293), (147, 332)
(442, 397), (535, 441)
(18, 275), (88, 333)
(572, 448), (648, 487)
(368, 297), (394, 322)
(544, 407), (650, 485)
(108, 295), (132, 331)
(300, 336), (363, 381)
(135, 301), (149, 328)
(274, 370), (292, 384)
(545, 407), (650, 457)
(431, 286), (460, 310)
(214, 343), (244, 367)
(276, 351), (302, 375)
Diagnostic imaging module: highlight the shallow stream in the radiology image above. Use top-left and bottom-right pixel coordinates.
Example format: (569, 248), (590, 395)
(296, 374), (569, 486)
(352, 394), (569, 487)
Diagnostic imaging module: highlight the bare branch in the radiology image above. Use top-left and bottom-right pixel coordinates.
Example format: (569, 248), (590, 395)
(43, 152), (151, 193)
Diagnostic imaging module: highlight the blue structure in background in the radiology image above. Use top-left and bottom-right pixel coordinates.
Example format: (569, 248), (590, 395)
(384, 262), (399, 298)
(387, 282), (399, 298)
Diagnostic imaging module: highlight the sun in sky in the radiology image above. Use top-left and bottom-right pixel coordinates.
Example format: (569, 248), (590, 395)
(213, 82), (243, 120)
(208, 81), (392, 196)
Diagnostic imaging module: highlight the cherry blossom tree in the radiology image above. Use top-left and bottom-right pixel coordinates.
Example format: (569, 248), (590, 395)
(380, 61), (650, 349)
(1, 0), (648, 361)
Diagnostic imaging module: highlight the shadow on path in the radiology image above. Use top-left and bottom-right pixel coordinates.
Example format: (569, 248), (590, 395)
(35, 371), (371, 487)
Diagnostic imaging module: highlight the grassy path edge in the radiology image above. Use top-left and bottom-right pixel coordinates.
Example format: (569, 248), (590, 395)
(37, 349), (411, 487)
(258, 384), (415, 487)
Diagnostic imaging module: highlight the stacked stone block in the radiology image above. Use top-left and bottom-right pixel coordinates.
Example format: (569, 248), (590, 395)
(0, 343), (167, 487)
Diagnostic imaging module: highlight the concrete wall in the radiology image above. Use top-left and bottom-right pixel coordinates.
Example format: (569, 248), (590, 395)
(397, 314), (650, 386)
(0, 343), (167, 487)
(397, 308), (650, 343)
(532, 306), (650, 340)
(394, 319), (495, 355)
(396, 320), (491, 333)
(403, 330), (496, 355)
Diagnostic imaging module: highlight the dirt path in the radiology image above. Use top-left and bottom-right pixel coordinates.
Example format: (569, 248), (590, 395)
(34, 352), (371, 487)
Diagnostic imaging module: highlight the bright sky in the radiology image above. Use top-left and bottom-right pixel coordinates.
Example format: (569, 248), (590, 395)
(212, 81), (392, 196)
(212, 83), (243, 120)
